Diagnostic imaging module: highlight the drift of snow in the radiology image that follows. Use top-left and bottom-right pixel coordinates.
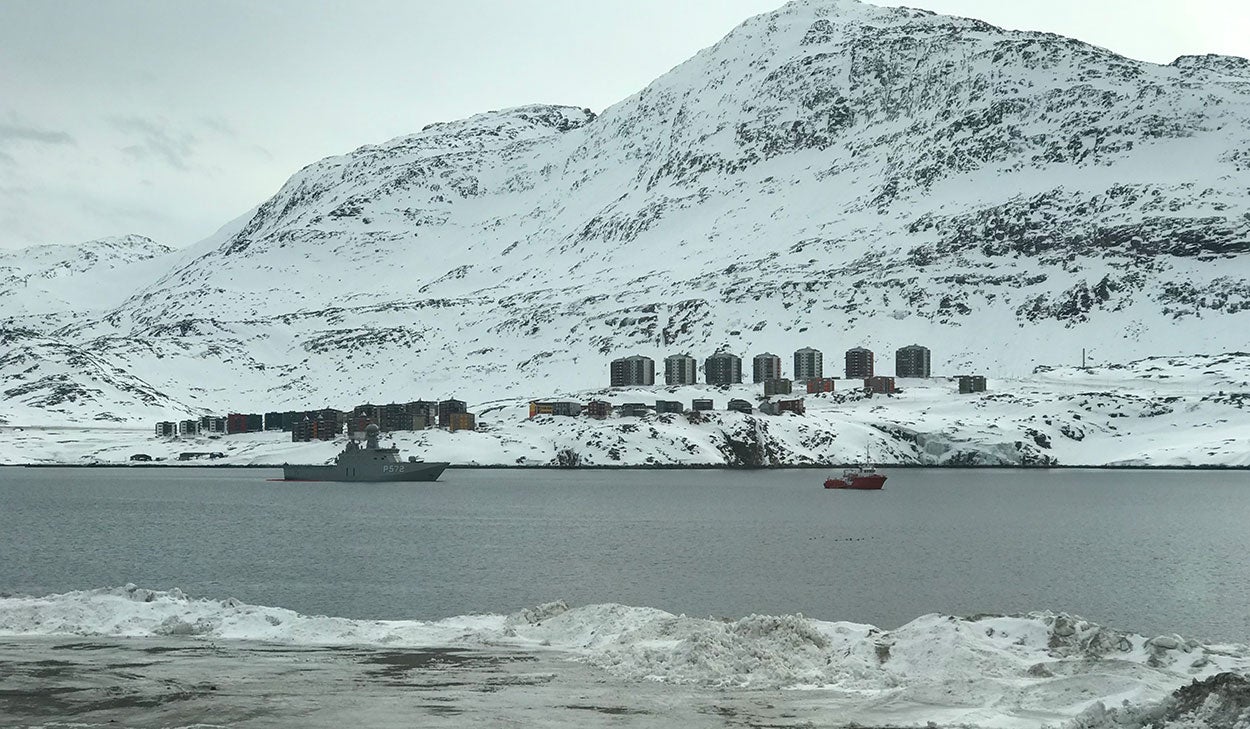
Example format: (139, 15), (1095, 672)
(1, 585), (1248, 728)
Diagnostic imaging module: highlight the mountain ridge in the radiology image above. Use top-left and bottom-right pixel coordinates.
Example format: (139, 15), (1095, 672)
(2, 0), (1249, 429)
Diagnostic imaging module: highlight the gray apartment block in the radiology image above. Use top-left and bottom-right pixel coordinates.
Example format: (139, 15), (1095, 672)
(794, 347), (823, 381)
(759, 399), (808, 416)
(958, 375), (988, 394)
(706, 351), (743, 385)
(611, 355), (655, 387)
(664, 354), (698, 385)
(896, 345), (932, 378)
(846, 347), (875, 379)
(541, 401), (583, 417)
(727, 399), (753, 413)
(764, 378), (793, 396)
(405, 400), (439, 423)
(752, 353), (782, 383)
(618, 402), (650, 417)
(655, 400), (684, 414)
(692, 399), (714, 411)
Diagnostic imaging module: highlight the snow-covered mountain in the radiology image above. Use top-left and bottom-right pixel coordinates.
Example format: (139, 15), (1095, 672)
(0, 235), (172, 325)
(3, 0), (1249, 441)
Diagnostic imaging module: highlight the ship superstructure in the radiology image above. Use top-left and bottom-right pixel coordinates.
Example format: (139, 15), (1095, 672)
(282, 424), (449, 482)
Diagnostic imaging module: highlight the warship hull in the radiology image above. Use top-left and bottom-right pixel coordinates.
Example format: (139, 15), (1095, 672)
(282, 461), (450, 482)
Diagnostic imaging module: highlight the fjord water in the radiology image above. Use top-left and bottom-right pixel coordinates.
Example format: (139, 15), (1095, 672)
(2, 467), (1248, 643)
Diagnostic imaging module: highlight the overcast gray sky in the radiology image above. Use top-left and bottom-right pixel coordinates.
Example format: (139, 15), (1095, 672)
(1, 0), (1246, 251)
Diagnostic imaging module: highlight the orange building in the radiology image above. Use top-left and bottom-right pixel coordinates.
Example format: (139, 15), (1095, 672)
(449, 412), (477, 432)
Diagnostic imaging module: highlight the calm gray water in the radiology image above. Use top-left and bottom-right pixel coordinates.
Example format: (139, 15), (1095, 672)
(2, 467), (1248, 643)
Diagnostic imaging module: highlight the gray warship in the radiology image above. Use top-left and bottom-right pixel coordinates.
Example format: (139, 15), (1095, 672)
(282, 424), (449, 482)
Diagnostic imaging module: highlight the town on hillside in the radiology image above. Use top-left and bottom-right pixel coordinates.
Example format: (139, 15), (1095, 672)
(532, 345), (988, 420)
(154, 399), (478, 446)
(153, 346), (991, 443)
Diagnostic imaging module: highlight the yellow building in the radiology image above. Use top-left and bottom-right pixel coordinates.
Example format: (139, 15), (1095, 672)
(449, 412), (477, 432)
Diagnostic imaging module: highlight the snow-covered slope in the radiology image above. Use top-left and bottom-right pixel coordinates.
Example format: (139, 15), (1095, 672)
(0, 235), (173, 326)
(2, 0), (1249, 449)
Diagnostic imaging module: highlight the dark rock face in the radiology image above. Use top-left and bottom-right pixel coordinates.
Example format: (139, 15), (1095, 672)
(1168, 673), (1250, 727)
(1071, 673), (1250, 728)
(718, 420), (768, 468)
(1172, 54), (1250, 77)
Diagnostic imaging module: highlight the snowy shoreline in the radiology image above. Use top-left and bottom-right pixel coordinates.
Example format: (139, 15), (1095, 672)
(2, 585), (1249, 728)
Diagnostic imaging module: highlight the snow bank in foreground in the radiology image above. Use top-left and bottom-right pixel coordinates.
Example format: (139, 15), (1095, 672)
(0, 584), (506, 647)
(2, 587), (1247, 692)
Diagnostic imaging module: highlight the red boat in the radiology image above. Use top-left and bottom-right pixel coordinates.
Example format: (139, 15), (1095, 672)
(824, 466), (886, 490)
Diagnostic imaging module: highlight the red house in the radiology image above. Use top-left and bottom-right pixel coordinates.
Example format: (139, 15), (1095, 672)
(777, 398), (806, 415)
(806, 378), (836, 394)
